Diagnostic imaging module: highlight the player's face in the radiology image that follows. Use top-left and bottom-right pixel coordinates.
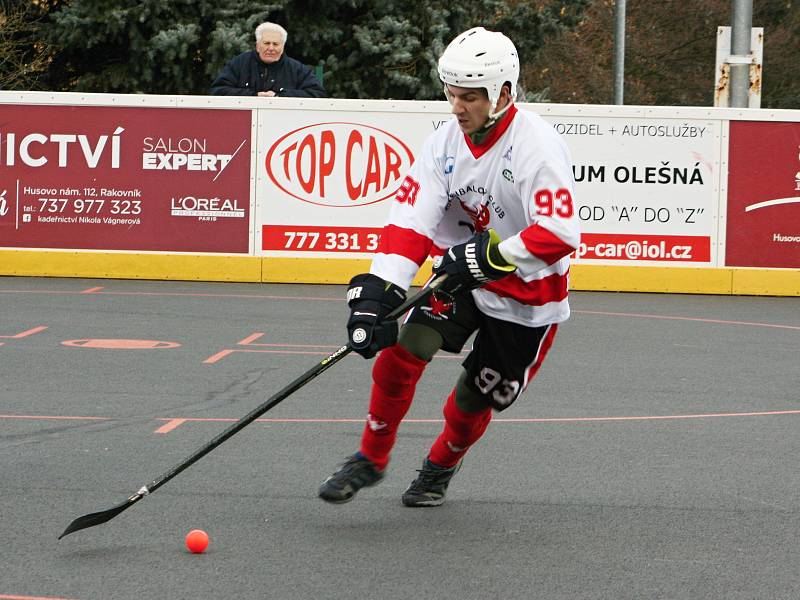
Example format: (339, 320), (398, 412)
(446, 85), (492, 134)
(256, 31), (285, 64)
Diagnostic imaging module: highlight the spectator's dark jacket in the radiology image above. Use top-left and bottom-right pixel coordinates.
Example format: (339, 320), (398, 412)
(210, 50), (326, 97)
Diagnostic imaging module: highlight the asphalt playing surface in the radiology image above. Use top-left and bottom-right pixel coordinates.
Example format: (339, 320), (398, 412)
(1, 276), (798, 600)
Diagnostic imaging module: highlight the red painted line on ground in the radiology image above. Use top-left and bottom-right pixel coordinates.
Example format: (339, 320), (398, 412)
(248, 343), (342, 349)
(151, 409), (800, 431)
(155, 418), (187, 433)
(574, 309), (800, 331)
(203, 349), (236, 364)
(202, 347), (463, 364)
(61, 339), (181, 349)
(2, 410), (798, 434)
(99, 291), (342, 302)
(0, 289), (341, 302)
(0, 595), (79, 600)
(155, 417), (426, 425)
(0, 290), (101, 296)
(0, 414), (110, 421)
(2, 287), (796, 329)
(80, 286), (104, 294)
(238, 343), (344, 350)
(237, 333), (340, 350)
(0, 326), (48, 339)
(237, 332), (265, 345)
(231, 348), (342, 356)
(493, 409), (800, 422)
(206, 332), (467, 364)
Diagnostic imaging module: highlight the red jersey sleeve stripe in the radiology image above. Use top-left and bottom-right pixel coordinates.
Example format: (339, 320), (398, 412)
(377, 224), (433, 266)
(520, 223), (576, 266)
(484, 270), (569, 307)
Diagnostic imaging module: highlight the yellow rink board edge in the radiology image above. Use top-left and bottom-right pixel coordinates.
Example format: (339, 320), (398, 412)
(0, 250), (262, 282)
(0, 250), (798, 296)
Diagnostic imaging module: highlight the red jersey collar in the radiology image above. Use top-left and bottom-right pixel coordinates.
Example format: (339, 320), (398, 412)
(464, 103), (518, 159)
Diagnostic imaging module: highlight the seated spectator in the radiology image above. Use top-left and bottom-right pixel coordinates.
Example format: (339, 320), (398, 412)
(210, 22), (326, 98)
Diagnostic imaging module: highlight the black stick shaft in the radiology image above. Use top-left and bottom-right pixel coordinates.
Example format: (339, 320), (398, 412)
(59, 274), (445, 538)
(149, 273), (444, 493)
(148, 343), (351, 494)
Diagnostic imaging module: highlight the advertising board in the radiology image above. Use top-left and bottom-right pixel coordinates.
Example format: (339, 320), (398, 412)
(255, 107), (721, 267)
(0, 105), (252, 253)
(726, 121), (800, 268)
(546, 116), (719, 265)
(257, 110), (449, 257)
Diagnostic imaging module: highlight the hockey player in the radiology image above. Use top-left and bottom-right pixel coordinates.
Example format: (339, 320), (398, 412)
(319, 27), (581, 507)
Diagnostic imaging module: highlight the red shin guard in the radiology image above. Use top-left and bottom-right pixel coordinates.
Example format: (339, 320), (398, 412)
(428, 389), (492, 468)
(359, 345), (428, 470)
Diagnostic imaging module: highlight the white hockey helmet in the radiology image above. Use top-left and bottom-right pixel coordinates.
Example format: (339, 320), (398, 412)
(438, 27), (519, 114)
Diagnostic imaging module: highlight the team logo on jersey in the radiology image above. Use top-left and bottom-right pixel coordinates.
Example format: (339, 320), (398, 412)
(420, 292), (454, 320)
(449, 183), (506, 234)
(502, 145), (513, 161)
(459, 199), (490, 232)
(502, 169), (514, 183)
(444, 155), (455, 175)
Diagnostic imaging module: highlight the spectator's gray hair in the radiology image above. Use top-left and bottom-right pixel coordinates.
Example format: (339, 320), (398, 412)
(255, 22), (288, 44)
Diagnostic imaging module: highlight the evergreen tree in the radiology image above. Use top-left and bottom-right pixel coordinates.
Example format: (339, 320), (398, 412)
(41, 0), (587, 98)
(43, 0), (277, 93)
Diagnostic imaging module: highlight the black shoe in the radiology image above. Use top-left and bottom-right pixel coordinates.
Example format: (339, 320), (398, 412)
(318, 453), (384, 504)
(401, 457), (461, 507)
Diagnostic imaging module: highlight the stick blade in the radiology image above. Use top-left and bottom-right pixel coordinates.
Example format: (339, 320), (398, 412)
(58, 496), (140, 539)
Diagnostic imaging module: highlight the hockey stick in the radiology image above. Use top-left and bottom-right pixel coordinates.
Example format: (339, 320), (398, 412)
(58, 273), (447, 539)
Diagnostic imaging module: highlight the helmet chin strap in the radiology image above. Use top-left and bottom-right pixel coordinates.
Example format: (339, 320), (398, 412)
(469, 99), (513, 145)
(486, 98), (512, 127)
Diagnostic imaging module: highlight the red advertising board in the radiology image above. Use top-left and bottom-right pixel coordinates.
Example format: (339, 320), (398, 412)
(726, 121), (800, 268)
(0, 104), (251, 253)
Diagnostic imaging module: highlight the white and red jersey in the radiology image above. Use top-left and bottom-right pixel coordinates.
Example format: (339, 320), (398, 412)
(371, 104), (581, 327)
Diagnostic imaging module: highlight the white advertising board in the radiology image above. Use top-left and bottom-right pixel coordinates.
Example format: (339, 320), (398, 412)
(255, 104), (721, 267)
(255, 105), (450, 258)
(543, 115), (721, 266)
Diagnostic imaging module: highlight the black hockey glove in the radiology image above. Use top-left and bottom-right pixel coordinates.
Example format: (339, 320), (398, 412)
(346, 273), (407, 359)
(432, 229), (517, 295)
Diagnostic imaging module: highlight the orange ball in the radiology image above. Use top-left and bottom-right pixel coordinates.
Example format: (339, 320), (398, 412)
(185, 529), (209, 553)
